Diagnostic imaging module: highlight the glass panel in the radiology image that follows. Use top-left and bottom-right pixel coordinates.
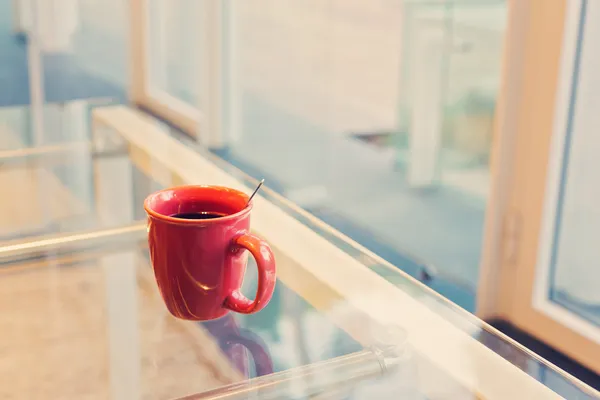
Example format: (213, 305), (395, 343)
(0, 99), (112, 150)
(546, 0), (600, 327)
(0, 101), (159, 240)
(0, 244), (364, 399)
(219, 0), (508, 310)
(146, 0), (201, 107)
(439, 2), (506, 196)
(71, 0), (129, 99)
(399, 1), (506, 292)
(0, 105), (596, 399)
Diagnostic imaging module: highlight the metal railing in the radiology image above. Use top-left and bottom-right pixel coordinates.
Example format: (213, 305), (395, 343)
(180, 344), (409, 400)
(0, 223), (146, 265)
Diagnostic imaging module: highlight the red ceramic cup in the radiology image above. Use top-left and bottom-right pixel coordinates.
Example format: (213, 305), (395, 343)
(144, 185), (276, 321)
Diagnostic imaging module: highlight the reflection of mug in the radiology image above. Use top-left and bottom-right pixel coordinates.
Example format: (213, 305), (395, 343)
(201, 314), (273, 377)
(144, 185), (277, 321)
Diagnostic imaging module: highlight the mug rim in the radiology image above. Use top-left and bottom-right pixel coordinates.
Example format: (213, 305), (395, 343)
(144, 185), (252, 226)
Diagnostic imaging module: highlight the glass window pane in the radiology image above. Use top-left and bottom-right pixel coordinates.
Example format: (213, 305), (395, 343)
(71, 0), (129, 95)
(548, 1), (600, 326)
(146, 0), (201, 106)
(221, 0), (508, 310)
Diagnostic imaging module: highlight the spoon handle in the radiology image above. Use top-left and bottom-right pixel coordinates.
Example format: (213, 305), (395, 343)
(247, 179), (265, 205)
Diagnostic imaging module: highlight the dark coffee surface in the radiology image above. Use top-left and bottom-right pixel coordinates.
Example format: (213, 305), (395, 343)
(171, 212), (227, 220)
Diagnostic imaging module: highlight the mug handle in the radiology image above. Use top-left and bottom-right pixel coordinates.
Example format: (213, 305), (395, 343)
(224, 233), (276, 314)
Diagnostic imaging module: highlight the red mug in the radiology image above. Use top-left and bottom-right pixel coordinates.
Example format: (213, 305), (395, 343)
(144, 185), (276, 321)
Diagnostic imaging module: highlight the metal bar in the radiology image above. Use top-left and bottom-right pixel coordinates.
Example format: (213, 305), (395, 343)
(0, 223), (147, 263)
(0, 142), (90, 162)
(0, 212), (92, 242)
(0, 142), (129, 167)
(179, 345), (406, 400)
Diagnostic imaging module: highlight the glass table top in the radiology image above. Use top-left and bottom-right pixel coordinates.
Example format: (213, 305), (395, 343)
(0, 102), (598, 399)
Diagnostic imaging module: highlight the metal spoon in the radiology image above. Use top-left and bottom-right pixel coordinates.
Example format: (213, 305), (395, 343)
(247, 179), (264, 205)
